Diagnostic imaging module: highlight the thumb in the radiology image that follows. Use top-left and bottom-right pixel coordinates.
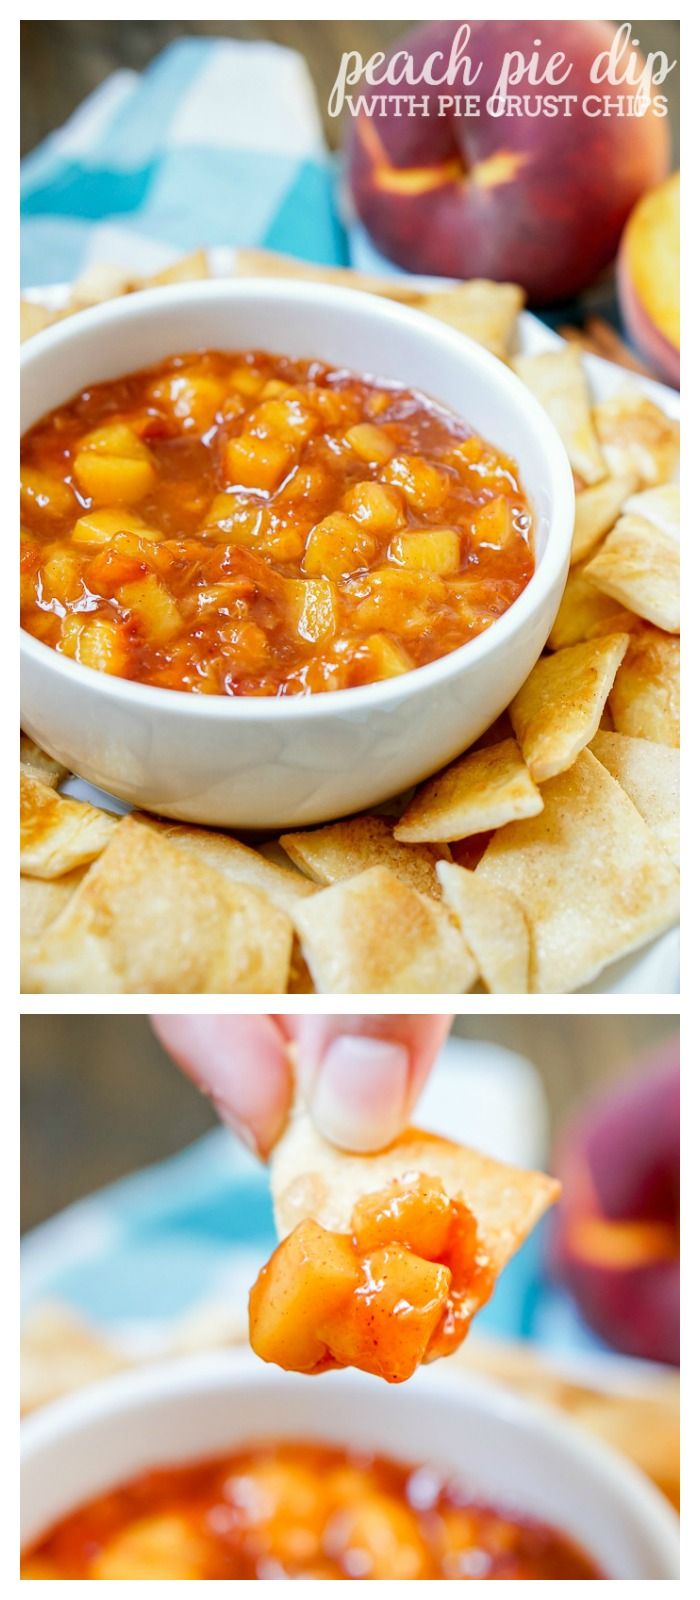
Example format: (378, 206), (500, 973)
(277, 1015), (452, 1152)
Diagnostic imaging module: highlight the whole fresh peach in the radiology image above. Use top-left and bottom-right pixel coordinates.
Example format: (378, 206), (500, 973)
(345, 20), (670, 303)
(549, 1052), (679, 1365)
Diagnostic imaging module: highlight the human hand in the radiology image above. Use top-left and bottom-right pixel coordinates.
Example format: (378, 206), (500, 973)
(151, 1014), (452, 1158)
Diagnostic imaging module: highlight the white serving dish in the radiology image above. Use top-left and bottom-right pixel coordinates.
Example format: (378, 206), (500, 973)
(21, 268), (679, 991)
(21, 278), (574, 830)
(20, 1349), (680, 1577)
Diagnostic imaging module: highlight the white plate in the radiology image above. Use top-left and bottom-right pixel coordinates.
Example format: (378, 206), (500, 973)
(23, 262), (680, 994)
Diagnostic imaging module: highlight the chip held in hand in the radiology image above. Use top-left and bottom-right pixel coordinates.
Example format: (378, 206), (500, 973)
(249, 1112), (559, 1383)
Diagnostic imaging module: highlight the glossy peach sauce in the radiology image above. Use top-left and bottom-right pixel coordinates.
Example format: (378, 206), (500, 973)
(249, 1174), (495, 1383)
(21, 1441), (602, 1579)
(20, 349), (534, 696)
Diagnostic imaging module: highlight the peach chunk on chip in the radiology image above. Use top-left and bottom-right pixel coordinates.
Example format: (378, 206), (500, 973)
(351, 1175), (453, 1261)
(320, 1245), (452, 1385)
(249, 1218), (360, 1372)
(249, 1110), (559, 1383)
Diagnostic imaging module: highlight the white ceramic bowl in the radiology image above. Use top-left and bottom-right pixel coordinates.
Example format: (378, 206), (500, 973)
(21, 280), (574, 829)
(20, 1350), (678, 1577)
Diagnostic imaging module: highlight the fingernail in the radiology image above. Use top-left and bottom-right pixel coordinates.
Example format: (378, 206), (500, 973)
(310, 1036), (410, 1153)
(207, 1095), (261, 1158)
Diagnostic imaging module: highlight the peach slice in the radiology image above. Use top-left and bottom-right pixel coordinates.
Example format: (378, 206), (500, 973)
(249, 1218), (360, 1371)
(618, 172), (679, 389)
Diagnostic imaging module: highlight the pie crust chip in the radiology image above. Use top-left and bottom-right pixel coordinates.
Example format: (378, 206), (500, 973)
(590, 731), (679, 864)
(416, 281), (525, 361)
(293, 865), (476, 994)
(20, 1304), (126, 1416)
(571, 474), (636, 564)
(20, 733), (69, 790)
(584, 513), (679, 634)
(475, 749), (680, 992)
(22, 816), (293, 994)
(623, 483), (680, 541)
(271, 1110), (560, 1308)
(20, 870), (86, 944)
(20, 773), (118, 879)
(593, 388), (679, 486)
(509, 634), (629, 782)
(281, 815), (448, 900)
(512, 346), (606, 484)
(437, 861), (531, 994)
(547, 564), (638, 650)
(394, 738), (542, 843)
(609, 625), (680, 747)
(133, 815), (316, 915)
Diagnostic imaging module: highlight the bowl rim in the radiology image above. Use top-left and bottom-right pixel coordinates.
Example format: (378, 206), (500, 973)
(20, 1348), (680, 1572)
(20, 278), (575, 722)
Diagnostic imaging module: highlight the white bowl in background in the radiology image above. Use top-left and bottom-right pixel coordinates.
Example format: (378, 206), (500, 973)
(20, 1350), (679, 1577)
(21, 280), (574, 829)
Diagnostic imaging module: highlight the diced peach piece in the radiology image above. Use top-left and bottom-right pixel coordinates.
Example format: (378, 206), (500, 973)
(74, 423), (156, 505)
(320, 1245), (451, 1383)
(20, 466), (76, 519)
(278, 462), (332, 506)
(342, 480), (405, 534)
(326, 1493), (432, 1578)
(90, 1514), (209, 1579)
(249, 1218), (361, 1371)
(204, 492), (267, 546)
(195, 583), (239, 612)
(86, 546), (149, 594)
(313, 387), (361, 429)
(382, 454), (450, 512)
(117, 574), (182, 642)
(40, 550), (82, 601)
(362, 632), (413, 678)
(228, 365), (264, 398)
(224, 1460), (327, 1566)
(250, 397), (318, 445)
(366, 389), (392, 417)
(112, 530), (162, 564)
(473, 496), (512, 548)
(73, 451), (156, 504)
(219, 390), (247, 424)
(78, 422), (152, 457)
(58, 614), (129, 675)
(287, 577), (338, 643)
(352, 1177), (454, 1261)
(148, 369), (227, 432)
(345, 423), (395, 465)
(72, 508), (160, 546)
(350, 568), (445, 635)
(449, 435), (484, 469)
(260, 523), (306, 563)
(260, 377), (291, 399)
(220, 619), (269, 672)
(206, 491), (241, 526)
(388, 528), (461, 574)
(302, 513), (375, 579)
(224, 434), (296, 493)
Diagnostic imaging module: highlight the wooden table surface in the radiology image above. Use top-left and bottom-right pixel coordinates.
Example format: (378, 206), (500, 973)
(21, 1014), (677, 1230)
(20, 19), (679, 160)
